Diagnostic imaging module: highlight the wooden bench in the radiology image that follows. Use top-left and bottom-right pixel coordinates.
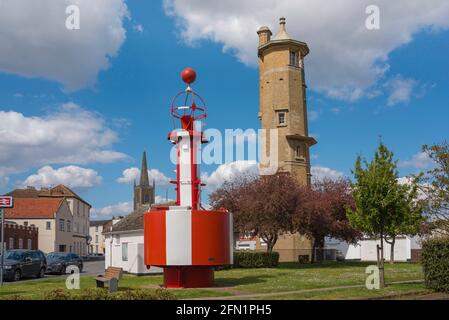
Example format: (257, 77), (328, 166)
(95, 267), (123, 292)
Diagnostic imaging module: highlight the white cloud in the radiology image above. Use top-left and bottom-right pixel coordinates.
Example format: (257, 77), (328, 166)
(311, 166), (345, 182)
(133, 24), (144, 33)
(116, 167), (171, 186)
(21, 165), (102, 189)
(0, 103), (127, 184)
(91, 201), (132, 219)
(0, 0), (129, 91)
(201, 160), (259, 191)
(155, 195), (175, 204)
(399, 152), (434, 169)
(163, 0), (449, 100)
(385, 75), (418, 106)
(116, 167), (140, 184)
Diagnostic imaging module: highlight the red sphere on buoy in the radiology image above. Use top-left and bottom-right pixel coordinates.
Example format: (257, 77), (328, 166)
(181, 67), (196, 84)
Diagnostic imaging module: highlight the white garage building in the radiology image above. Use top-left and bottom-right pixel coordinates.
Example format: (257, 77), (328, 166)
(104, 206), (163, 275)
(325, 235), (423, 261)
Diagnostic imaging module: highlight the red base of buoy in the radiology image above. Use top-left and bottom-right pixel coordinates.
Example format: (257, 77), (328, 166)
(164, 266), (214, 288)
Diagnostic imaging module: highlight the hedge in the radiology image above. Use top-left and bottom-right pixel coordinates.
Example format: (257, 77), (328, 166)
(422, 236), (449, 293)
(43, 288), (175, 300)
(233, 251), (279, 268)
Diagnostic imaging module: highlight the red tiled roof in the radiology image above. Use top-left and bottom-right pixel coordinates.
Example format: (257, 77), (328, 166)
(6, 184), (91, 207)
(4, 198), (63, 219)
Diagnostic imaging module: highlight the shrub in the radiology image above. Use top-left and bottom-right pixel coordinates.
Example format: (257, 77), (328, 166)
(422, 236), (449, 293)
(73, 288), (110, 300)
(43, 288), (175, 300)
(233, 251), (279, 268)
(110, 289), (174, 300)
(44, 288), (71, 300)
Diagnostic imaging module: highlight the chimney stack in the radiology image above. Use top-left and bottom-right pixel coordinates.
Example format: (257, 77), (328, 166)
(257, 26), (272, 46)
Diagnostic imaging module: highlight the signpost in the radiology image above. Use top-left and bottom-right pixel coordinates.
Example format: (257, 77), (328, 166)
(0, 196), (14, 286)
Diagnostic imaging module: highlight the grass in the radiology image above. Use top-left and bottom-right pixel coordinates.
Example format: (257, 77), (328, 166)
(250, 282), (429, 300)
(0, 261), (425, 300)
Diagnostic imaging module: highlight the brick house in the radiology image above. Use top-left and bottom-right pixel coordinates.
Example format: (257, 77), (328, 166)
(1, 222), (39, 250)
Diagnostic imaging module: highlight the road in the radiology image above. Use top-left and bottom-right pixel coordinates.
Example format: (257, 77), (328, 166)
(2, 259), (106, 285)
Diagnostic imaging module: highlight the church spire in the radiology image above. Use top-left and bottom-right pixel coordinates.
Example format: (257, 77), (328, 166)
(139, 151), (150, 186)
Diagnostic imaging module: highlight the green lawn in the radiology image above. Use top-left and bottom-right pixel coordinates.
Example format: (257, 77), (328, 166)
(0, 261), (425, 300)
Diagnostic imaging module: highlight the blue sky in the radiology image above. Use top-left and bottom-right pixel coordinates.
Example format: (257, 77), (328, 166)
(0, 1), (448, 219)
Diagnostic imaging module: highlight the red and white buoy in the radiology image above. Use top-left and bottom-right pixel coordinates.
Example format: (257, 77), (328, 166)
(144, 68), (233, 288)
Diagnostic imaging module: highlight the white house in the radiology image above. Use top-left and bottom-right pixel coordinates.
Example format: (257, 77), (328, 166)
(104, 206), (162, 275)
(325, 235), (423, 262)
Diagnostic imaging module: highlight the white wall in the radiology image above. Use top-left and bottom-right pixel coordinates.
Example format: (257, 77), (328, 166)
(104, 231), (162, 275)
(89, 225), (105, 254)
(325, 236), (422, 262)
(236, 240), (256, 250)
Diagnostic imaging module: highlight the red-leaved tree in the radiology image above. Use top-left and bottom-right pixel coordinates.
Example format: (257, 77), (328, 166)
(210, 172), (301, 253)
(295, 178), (361, 263)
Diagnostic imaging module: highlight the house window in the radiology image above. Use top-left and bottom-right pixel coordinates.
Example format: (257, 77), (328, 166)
(67, 220), (71, 232)
(289, 51), (299, 67)
(278, 112), (286, 125)
(18, 238), (23, 249)
(95, 226), (99, 232)
(95, 245), (98, 254)
(46, 221), (51, 230)
(9, 238), (14, 249)
(59, 219), (65, 232)
(122, 243), (128, 262)
(27, 239), (32, 249)
(95, 235), (99, 243)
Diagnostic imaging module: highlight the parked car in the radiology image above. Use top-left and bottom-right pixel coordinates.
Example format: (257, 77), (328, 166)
(46, 252), (83, 275)
(1, 249), (47, 281)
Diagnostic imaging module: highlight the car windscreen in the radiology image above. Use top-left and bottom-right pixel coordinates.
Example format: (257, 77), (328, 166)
(5, 251), (25, 261)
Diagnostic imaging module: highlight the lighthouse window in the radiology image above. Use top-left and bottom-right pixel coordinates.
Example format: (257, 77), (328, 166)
(278, 112), (286, 125)
(289, 51), (299, 67)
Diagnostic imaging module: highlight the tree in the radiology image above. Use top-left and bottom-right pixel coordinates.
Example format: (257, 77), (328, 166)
(347, 142), (424, 287)
(383, 176), (425, 264)
(294, 178), (361, 263)
(210, 172), (300, 253)
(421, 141), (449, 235)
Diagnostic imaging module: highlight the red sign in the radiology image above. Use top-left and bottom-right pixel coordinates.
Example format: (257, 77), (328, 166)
(0, 196), (13, 208)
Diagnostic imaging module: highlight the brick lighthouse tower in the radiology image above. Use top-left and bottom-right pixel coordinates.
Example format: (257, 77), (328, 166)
(257, 17), (316, 186)
(256, 18), (317, 261)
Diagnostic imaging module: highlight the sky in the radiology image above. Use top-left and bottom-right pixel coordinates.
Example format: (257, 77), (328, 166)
(0, 0), (448, 220)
